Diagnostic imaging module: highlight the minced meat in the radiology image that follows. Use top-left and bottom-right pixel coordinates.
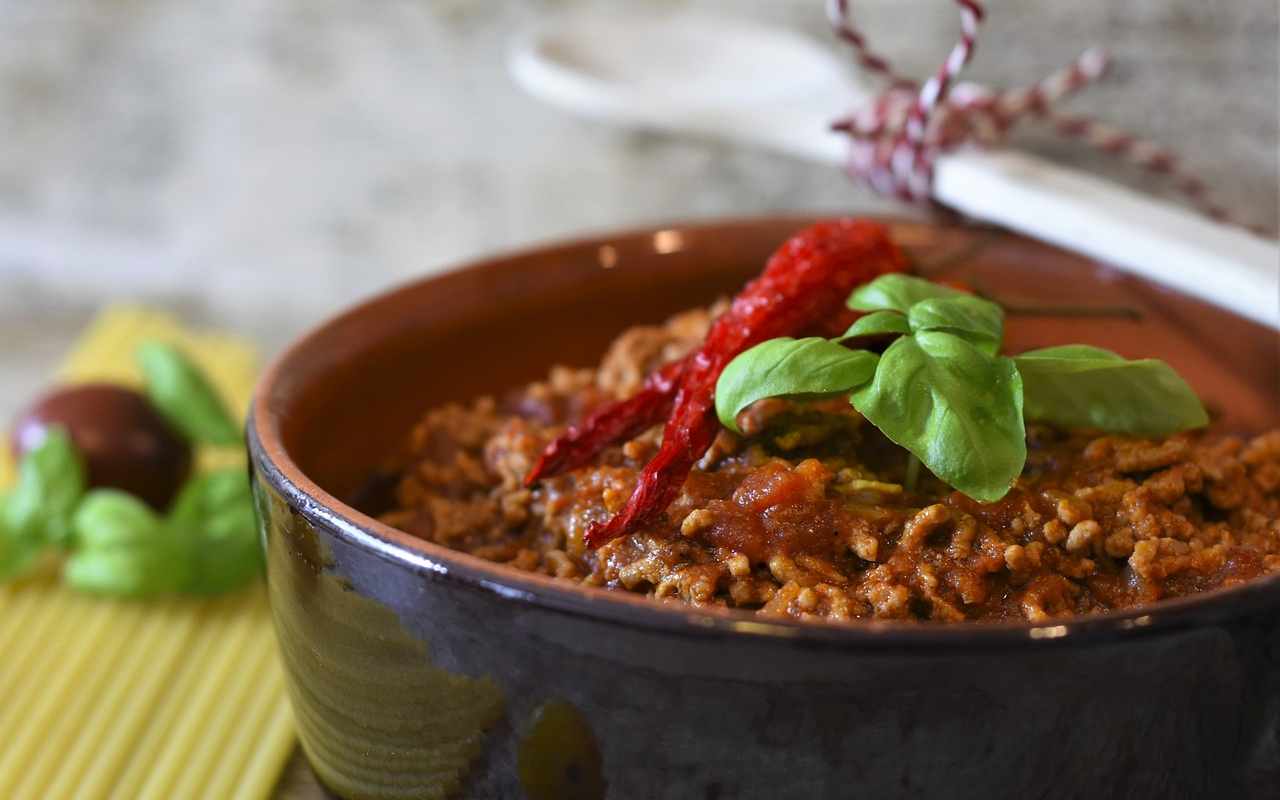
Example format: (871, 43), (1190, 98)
(380, 307), (1280, 623)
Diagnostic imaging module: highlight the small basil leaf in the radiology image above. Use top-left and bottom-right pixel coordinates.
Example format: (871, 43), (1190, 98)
(137, 342), (241, 446)
(851, 331), (1026, 502)
(715, 338), (879, 433)
(4, 427), (86, 547)
(907, 295), (1003, 354)
(0, 493), (40, 580)
(840, 310), (911, 340)
(65, 488), (191, 597)
(1014, 345), (1209, 435)
(64, 548), (187, 597)
(72, 490), (164, 549)
(848, 274), (966, 314)
(166, 469), (262, 594)
(184, 505), (262, 594)
(168, 469), (251, 526)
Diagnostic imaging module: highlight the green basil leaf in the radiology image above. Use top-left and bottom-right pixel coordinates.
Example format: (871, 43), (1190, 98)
(0, 493), (41, 580)
(168, 469), (251, 526)
(72, 490), (164, 549)
(847, 274), (966, 314)
(166, 469), (262, 594)
(4, 427), (85, 547)
(137, 342), (241, 446)
(851, 331), (1026, 502)
(715, 338), (879, 433)
(1014, 345), (1209, 435)
(65, 488), (191, 596)
(840, 310), (912, 340)
(64, 548), (187, 597)
(907, 295), (1003, 354)
(185, 505), (261, 594)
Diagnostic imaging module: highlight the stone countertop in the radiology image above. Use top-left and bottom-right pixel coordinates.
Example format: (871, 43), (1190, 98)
(1, 0), (1276, 421)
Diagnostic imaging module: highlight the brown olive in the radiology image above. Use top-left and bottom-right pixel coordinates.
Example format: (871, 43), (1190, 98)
(11, 383), (193, 510)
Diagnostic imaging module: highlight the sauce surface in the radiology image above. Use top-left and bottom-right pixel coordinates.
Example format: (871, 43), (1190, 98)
(381, 305), (1280, 622)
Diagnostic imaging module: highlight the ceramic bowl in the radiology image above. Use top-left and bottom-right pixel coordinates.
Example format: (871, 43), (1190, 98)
(248, 217), (1280, 800)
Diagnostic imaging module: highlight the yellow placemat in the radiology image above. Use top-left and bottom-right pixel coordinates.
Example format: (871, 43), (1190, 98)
(0, 307), (295, 800)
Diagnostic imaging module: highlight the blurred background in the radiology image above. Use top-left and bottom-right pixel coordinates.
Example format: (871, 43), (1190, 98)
(2, 0), (1276, 420)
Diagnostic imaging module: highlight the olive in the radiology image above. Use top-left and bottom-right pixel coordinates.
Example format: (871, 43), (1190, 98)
(11, 383), (193, 510)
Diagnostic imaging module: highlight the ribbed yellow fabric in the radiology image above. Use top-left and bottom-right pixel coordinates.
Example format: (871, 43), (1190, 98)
(0, 307), (295, 799)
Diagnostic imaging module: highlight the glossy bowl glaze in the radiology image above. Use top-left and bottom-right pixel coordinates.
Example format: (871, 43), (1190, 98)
(248, 217), (1280, 800)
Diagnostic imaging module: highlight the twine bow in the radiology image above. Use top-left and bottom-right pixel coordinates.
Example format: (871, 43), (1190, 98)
(827, 0), (1267, 234)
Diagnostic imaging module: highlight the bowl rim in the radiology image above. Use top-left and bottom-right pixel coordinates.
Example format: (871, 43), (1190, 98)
(249, 213), (1280, 650)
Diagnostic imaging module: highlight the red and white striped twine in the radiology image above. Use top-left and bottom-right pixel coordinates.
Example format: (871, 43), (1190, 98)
(827, 0), (1271, 236)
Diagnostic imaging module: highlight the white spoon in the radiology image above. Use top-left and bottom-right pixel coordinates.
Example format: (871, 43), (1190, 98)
(510, 12), (1279, 330)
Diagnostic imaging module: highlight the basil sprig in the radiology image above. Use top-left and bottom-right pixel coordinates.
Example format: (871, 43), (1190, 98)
(137, 342), (240, 446)
(0, 428), (86, 577)
(166, 470), (263, 594)
(846, 273), (965, 313)
(715, 274), (1208, 502)
(851, 332), (1025, 501)
(841, 310), (911, 339)
(716, 338), (878, 435)
(64, 470), (262, 597)
(1013, 345), (1208, 435)
(907, 296), (1003, 353)
(65, 490), (191, 596)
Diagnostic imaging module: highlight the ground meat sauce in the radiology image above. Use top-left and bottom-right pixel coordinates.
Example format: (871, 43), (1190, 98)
(381, 306), (1280, 623)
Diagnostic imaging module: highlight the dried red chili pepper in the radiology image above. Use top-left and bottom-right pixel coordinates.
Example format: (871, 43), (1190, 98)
(583, 219), (905, 547)
(524, 357), (685, 484)
(524, 219), (906, 547)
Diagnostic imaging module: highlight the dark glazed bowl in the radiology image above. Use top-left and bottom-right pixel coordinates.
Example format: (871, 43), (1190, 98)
(248, 216), (1280, 800)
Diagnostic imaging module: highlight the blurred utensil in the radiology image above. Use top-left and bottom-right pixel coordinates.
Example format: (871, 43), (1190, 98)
(509, 13), (1279, 330)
